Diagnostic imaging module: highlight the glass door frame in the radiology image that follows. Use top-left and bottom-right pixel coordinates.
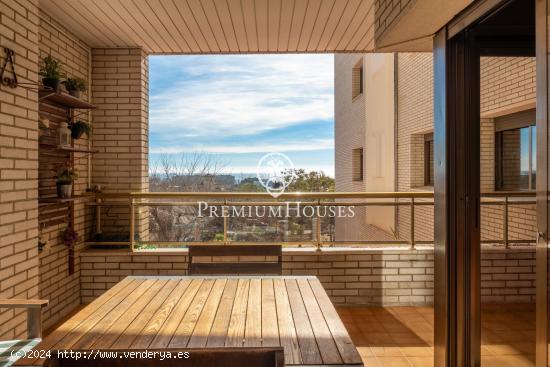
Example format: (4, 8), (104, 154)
(434, 1), (540, 366)
(535, 0), (548, 366)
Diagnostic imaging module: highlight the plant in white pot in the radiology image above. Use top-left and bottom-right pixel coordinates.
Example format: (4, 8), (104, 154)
(55, 162), (78, 199)
(63, 77), (87, 98)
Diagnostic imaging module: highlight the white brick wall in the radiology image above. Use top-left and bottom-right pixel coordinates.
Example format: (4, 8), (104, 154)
(38, 9), (92, 330)
(0, 0), (41, 339)
(80, 247), (535, 306)
(91, 48), (149, 238)
(334, 54), (369, 241)
(393, 53), (536, 244)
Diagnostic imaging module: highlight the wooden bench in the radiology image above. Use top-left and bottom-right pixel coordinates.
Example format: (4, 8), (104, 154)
(46, 347), (284, 367)
(188, 245), (282, 275)
(0, 299), (48, 367)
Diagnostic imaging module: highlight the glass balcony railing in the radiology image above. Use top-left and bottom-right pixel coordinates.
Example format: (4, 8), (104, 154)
(85, 191), (536, 251)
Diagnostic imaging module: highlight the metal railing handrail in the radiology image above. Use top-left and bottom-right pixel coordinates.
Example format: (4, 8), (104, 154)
(97, 191), (436, 200)
(89, 191), (537, 251)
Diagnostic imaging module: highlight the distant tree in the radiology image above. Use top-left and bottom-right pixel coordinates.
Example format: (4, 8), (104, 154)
(150, 152), (228, 192)
(236, 177), (262, 192)
(283, 169), (335, 192)
(148, 152), (229, 243)
(237, 182), (263, 192)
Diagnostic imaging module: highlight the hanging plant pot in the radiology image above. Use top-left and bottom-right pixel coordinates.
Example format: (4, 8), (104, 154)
(42, 77), (60, 92)
(56, 181), (73, 198)
(71, 125), (85, 139)
(69, 121), (91, 140)
(68, 89), (81, 98)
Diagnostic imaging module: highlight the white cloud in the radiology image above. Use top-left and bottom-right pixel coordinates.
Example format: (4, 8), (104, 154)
(150, 54), (334, 137)
(149, 138), (333, 154)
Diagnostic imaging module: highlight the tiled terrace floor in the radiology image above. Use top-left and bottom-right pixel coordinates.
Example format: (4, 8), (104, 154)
(337, 304), (535, 367)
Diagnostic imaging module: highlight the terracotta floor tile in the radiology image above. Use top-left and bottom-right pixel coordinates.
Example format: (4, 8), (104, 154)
(480, 356), (515, 367)
(399, 346), (433, 357)
(362, 357), (382, 367)
(339, 304), (535, 367)
(376, 356), (413, 367)
(485, 343), (524, 355)
(370, 345), (405, 357)
(357, 346), (374, 358)
(364, 332), (395, 345)
(408, 356), (434, 367)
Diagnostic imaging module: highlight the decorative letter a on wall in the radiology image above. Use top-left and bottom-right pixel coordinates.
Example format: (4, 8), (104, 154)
(0, 48), (18, 88)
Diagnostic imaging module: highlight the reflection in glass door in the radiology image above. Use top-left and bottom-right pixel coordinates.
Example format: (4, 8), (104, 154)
(480, 57), (537, 367)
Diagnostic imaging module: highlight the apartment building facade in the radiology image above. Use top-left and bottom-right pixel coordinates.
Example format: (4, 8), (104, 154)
(335, 53), (537, 245)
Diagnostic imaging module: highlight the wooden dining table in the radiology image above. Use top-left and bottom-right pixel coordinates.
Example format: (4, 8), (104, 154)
(16, 275), (362, 366)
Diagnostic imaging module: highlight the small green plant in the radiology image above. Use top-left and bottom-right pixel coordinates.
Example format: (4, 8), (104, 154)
(134, 241), (158, 250)
(55, 162), (78, 184)
(69, 121), (92, 139)
(39, 55), (64, 79)
(63, 77), (87, 92)
(39, 55), (65, 91)
(214, 233), (224, 241)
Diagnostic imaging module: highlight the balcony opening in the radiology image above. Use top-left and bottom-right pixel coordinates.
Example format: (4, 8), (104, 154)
(132, 54), (336, 250)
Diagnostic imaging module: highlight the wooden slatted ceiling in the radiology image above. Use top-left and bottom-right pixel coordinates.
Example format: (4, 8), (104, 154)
(39, 0), (375, 54)
(17, 276), (362, 366)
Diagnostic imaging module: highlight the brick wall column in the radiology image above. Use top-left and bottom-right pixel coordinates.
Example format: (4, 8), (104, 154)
(0, 0), (41, 339)
(91, 48), (149, 240)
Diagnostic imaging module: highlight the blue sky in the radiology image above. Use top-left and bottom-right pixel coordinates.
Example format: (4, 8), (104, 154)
(149, 54), (334, 177)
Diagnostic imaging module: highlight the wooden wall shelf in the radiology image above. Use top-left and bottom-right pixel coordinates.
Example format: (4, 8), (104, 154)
(39, 88), (96, 109)
(39, 197), (76, 204)
(38, 85), (96, 276)
(56, 146), (98, 154)
(38, 195), (92, 204)
(59, 146), (98, 154)
(39, 143), (98, 154)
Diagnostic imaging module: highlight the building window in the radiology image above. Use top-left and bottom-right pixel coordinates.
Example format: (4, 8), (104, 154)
(424, 133), (434, 186)
(496, 124), (536, 191)
(495, 109), (536, 191)
(352, 62), (363, 99)
(352, 148), (363, 181)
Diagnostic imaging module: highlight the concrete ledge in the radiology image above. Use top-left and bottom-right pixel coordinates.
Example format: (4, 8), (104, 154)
(81, 245), (435, 256)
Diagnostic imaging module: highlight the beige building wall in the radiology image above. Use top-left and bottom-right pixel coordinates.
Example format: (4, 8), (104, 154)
(479, 57), (537, 244)
(364, 54), (395, 233)
(395, 53), (434, 242)
(334, 54), (368, 242)
(393, 54), (536, 244)
(336, 53), (537, 246)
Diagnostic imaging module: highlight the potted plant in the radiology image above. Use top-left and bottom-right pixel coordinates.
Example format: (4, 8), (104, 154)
(55, 162), (78, 198)
(62, 227), (79, 247)
(69, 120), (91, 139)
(63, 77), (87, 98)
(39, 55), (65, 92)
